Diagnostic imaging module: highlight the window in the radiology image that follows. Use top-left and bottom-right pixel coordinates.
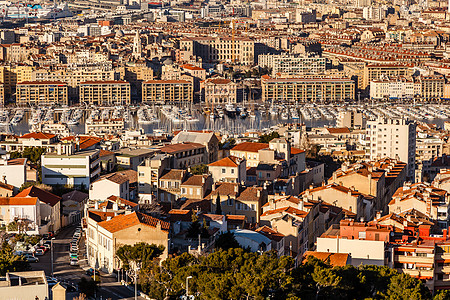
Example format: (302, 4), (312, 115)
(227, 198), (233, 206)
(222, 168), (226, 174)
(231, 169), (235, 174)
(251, 204), (255, 211)
(181, 188), (186, 194)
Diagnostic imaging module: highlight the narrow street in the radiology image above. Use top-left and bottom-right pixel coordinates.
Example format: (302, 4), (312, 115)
(32, 225), (146, 299)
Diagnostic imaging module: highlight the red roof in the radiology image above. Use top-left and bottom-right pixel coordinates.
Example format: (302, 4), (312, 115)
(15, 186), (61, 207)
(80, 80), (129, 85)
(18, 81), (67, 85)
(291, 147), (305, 155)
(208, 156), (241, 167)
(98, 211), (170, 233)
(0, 197), (38, 206)
(231, 142), (269, 153)
(20, 132), (56, 140)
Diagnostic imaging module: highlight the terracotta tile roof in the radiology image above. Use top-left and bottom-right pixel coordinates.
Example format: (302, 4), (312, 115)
(261, 206), (308, 218)
(61, 136), (102, 150)
(236, 187), (262, 202)
(208, 156), (241, 167)
(180, 198), (211, 212)
(113, 170), (137, 184)
(255, 226), (284, 242)
(15, 186), (61, 207)
(182, 175), (207, 186)
(7, 158), (26, 165)
(99, 149), (115, 157)
(0, 181), (15, 191)
(19, 132), (56, 140)
(159, 142), (205, 154)
(226, 215), (246, 221)
(303, 251), (349, 267)
(94, 172), (128, 185)
(207, 182), (239, 199)
(201, 213), (224, 222)
(326, 127), (351, 134)
(106, 195), (138, 207)
(98, 211), (169, 233)
(291, 147), (305, 155)
(160, 169), (185, 181)
(231, 142), (269, 153)
(88, 210), (117, 222)
(0, 197), (38, 206)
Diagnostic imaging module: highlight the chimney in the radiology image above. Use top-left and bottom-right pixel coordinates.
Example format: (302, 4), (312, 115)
(403, 220), (408, 227)
(234, 185), (238, 193)
(94, 202), (99, 210)
(298, 200), (304, 211)
(113, 202), (119, 211)
(102, 207), (107, 212)
(256, 190), (261, 198)
(376, 211), (381, 220)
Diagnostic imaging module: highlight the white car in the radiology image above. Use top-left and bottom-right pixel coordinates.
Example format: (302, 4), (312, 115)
(70, 258), (79, 266)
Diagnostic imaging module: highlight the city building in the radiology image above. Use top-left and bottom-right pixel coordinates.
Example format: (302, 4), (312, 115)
(142, 80), (193, 103)
(258, 54), (326, 77)
(261, 76), (355, 102)
(366, 117), (416, 179)
(201, 77), (238, 105)
(16, 81), (68, 106)
(41, 150), (100, 187)
(79, 80), (131, 105)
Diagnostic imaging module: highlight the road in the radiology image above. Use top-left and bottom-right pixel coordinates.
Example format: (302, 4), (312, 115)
(31, 225), (146, 300)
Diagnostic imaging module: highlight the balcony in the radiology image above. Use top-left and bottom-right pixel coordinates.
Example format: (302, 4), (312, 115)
(394, 255), (434, 264)
(399, 269), (434, 278)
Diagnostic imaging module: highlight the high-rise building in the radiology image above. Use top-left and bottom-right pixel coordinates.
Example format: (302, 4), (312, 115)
(366, 117), (416, 179)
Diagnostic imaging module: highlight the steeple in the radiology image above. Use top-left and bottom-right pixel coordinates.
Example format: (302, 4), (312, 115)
(133, 31), (142, 59)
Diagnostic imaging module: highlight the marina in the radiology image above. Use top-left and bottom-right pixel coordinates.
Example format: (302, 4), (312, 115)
(3, 103), (450, 136)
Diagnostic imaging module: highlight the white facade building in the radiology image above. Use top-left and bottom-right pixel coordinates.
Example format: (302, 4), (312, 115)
(258, 54), (326, 76)
(0, 158), (27, 189)
(370, 77), (417, 100)
(366, 117), (416, 179)
(89, 173), (130, 201)
(41, 150), (100, 187)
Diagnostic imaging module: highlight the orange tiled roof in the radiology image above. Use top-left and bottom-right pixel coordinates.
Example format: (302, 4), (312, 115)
(0, 197), (38, 206)
(98, 211), (169, 233)
(20, 132), (56, 140)
(15, 186), (61, 207)
(231, 142), (269, 153)
(208, 156), (241, 167)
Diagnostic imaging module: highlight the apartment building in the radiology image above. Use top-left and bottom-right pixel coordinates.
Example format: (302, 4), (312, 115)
(389, 182), (450, 228)
(208, 156), (247, 184)
(159, 142), (207, 169)
(16, 81), (68, 106)
(366, 117), (416, 179)
(180, 37), (255, 65)
(0, 65), (33, 96)
(79, 80), (130, 105)
(0, 197), (40, 234)
(201, 77), (238, 105)
(172, 131), (219, 164)
(300, 183), (375, 221)
(369, 77), (416, 100)
(142, 80), (193, 103)
(329, 158), (407, 213)
(363, 64), (413, 90)
(258, 54), (326, 76)
(137, 154), (171, 201)
(86, 211), (170, 273)
(0, 84), (4, 105)
(261, 76), (355, 102)
(418, 75), (445, 100)
(209, 183), (267, 223)
(41, 150), (100, 187)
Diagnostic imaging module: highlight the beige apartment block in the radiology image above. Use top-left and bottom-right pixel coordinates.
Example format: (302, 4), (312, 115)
(142, 80), (193, 103)
(261, 76), (355, 102)
(16, 81), (68, 106)
(79, 80), (130, 105)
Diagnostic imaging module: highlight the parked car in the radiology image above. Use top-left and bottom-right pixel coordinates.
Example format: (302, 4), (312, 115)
(46, 277), (58, 287)
(70, 253), (78, 259)
(70, 258), (78, 266)
(38, 246), (48, 253)
(41, 244), (50, 250)
(35, 249), (44, 256)
(26, 256), (39, 263)
(85, 268), (99, 276)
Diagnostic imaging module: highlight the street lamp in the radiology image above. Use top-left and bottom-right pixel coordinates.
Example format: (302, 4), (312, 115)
(186, 276), (193, 297)
(134, 265), (140, 300)
(50, 237), (55, 278)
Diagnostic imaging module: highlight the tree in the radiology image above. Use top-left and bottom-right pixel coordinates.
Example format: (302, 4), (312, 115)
(116, 242), (165, 272)
(191, 164), (208, 175)
(387, 273), (431, 300)
(259, 132), (280, 143)
(434, 290), (450, 300)
(215, 232), (240, 250)
(215, 193), (222, 215)
(0, 241), (30, 275)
